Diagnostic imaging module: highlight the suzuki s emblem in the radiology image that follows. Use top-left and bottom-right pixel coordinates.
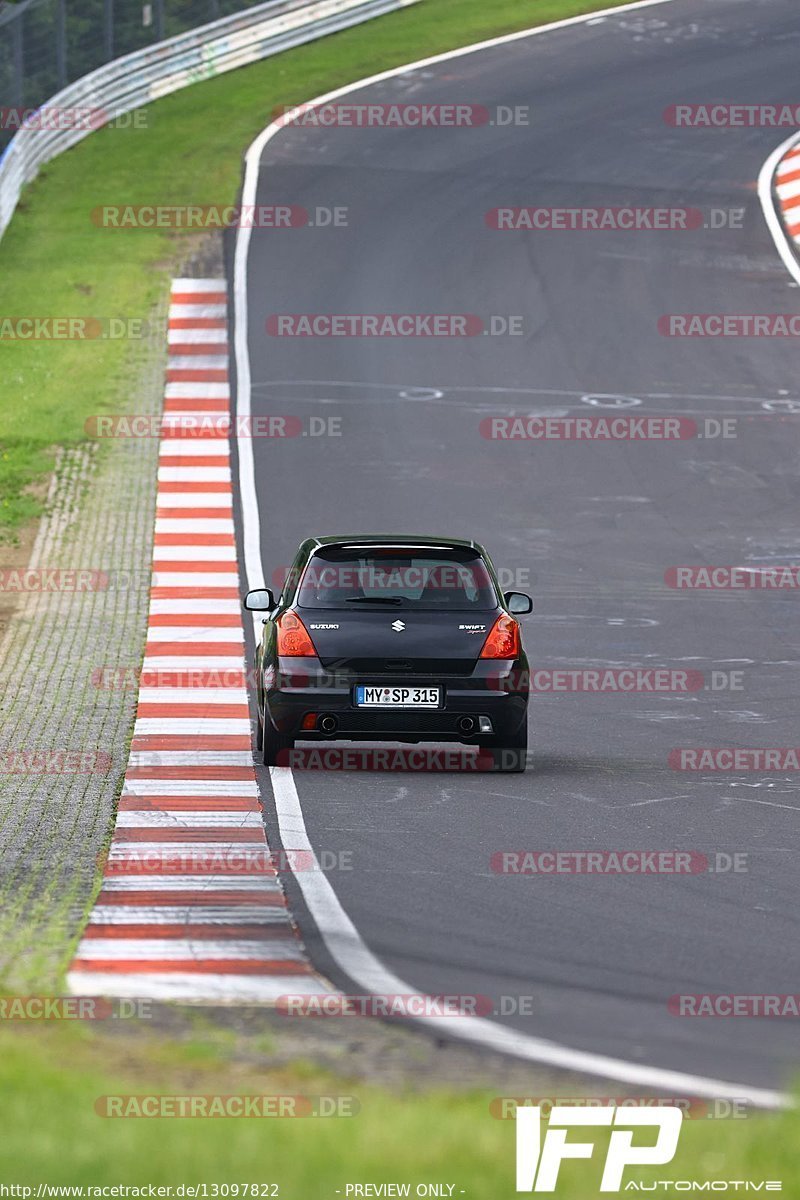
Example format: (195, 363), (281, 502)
(391, 620), (406, 632)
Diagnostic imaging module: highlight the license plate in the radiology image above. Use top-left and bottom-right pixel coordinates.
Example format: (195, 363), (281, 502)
(355, 685), (441, 708)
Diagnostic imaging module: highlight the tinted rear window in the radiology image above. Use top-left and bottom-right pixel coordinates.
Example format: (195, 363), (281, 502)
(296, 547), (499, 610)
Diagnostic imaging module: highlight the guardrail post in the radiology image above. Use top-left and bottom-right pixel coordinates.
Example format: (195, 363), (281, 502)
(56, 0), (67, 89)
(104, 0), (114, 62)
(12, 13), (23, 109)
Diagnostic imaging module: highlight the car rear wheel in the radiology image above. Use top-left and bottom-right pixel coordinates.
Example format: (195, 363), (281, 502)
(261, 707), (295, 767)
(479, 723), (528, 773)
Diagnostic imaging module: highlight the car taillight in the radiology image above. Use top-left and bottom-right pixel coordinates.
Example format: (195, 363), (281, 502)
(479, 613), (520, 659)
(276, 611), (317, 656)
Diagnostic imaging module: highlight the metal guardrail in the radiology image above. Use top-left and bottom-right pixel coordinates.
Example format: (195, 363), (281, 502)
(0, 0), (273, 139)
(0, 0), (417, 241)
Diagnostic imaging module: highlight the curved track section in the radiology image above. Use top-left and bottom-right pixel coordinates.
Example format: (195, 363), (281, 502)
(235, 0), (800, 1095)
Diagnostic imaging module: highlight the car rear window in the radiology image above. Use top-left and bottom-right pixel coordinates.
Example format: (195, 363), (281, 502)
(296, 547), (499, 610)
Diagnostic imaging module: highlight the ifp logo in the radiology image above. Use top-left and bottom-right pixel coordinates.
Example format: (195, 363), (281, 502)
(516, 1104), (683, 1192)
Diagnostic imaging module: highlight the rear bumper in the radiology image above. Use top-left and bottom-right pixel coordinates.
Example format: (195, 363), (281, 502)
(263, 657), (528, 741)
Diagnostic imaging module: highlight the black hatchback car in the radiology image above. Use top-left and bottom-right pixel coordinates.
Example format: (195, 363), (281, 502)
(244, 535), (532, 771)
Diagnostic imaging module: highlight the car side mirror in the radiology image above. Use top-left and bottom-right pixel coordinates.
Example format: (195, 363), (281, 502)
(505, 591), (533, 615)
(244, 588), (275, 612)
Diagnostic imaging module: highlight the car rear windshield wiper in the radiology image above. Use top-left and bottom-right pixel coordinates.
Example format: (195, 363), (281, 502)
(344, 596), (404, 605)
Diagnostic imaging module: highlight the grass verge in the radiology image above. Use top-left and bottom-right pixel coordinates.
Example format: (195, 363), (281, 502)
(0, 0), (642, 541)
(0, 1019), (795, 1195)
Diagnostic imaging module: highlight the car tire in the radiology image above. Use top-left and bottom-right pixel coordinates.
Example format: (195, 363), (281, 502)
(255, 705), (264, 752)
(261, 709), (295, 767)
(479, 723), (528, 773)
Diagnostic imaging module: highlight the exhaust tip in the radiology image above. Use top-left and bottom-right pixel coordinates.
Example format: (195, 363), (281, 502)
(458, 716), (476, 735)
(319, 714), (338, 735)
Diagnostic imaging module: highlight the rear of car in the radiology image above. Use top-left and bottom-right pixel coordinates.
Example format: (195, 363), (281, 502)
(247, 536), (531, 771)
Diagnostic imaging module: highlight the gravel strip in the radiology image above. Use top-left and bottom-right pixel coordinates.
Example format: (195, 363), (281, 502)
(0, 294), (168, 990)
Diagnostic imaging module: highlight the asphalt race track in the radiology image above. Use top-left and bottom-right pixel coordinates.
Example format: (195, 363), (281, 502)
(234, 0), (800, 1093)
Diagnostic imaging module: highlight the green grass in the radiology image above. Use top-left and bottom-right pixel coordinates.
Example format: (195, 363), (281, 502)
(0, 0), (642, 541)
(0, 1021), (795, 1195)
